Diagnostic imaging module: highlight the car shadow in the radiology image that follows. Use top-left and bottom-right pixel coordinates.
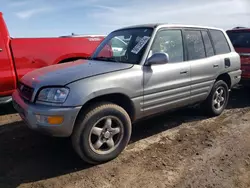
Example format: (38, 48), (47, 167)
(226, 85), (250, 109)
(0, 87), (249, 188)
(0, 102), (16, 116)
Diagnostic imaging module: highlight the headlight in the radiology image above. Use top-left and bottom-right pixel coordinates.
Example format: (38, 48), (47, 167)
(37, 87), (69, 103)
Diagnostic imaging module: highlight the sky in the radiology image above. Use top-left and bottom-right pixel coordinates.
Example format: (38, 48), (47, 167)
(0, 0), (249, 37)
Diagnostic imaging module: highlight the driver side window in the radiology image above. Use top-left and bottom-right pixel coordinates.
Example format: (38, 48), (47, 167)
(149, 29), (184, 63)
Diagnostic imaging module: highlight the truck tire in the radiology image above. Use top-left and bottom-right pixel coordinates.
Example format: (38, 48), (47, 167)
(201, 80), (229, 116)
(71, 102), (132, 164)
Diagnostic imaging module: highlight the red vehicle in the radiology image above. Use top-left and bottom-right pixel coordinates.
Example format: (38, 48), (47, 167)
(226, 27), (250, 86)
(0, 12), (105, 104)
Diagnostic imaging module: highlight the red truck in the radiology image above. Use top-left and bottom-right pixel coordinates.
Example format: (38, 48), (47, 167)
(226, 27), (250, 86)
(0, 12), (105, 104)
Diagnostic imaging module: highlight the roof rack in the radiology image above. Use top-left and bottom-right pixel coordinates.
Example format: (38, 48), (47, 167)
(232, 26), (248, 30)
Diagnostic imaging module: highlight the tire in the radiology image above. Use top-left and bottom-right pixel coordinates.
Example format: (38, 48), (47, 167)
(71, 102), (132, 164)
(201, 80), (229, 116)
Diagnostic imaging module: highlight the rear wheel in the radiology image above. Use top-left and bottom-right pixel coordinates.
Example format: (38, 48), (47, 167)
(201, 80), (229, 116)
(71, 102), (132, 164)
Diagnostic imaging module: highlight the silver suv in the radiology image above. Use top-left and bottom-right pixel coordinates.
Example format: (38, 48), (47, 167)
(12, 24), (241, 164)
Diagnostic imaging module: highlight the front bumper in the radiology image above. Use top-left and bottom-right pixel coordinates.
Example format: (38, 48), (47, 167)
(12, 90), (81, 137)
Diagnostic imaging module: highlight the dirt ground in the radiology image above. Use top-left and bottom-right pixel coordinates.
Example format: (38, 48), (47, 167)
(0, 86), (250, 188)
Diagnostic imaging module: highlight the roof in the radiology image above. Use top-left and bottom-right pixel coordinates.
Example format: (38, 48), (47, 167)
(116, 23), (160, 30)
(113, 23), (224, 32)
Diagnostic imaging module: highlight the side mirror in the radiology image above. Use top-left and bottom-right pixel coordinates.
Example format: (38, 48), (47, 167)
(145, 52), (169, 66)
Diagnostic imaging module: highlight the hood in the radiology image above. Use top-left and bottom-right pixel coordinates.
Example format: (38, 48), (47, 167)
(21, 59), (133, 88)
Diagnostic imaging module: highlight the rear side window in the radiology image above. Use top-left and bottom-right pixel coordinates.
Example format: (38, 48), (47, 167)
(226, 31), (250, 48)
(184, 30), (206, 60)
(209, 29), (231, 54)
(201, 31), (215, 57)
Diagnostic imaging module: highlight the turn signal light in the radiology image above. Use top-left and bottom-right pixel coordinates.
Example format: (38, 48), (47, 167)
(36, 115), (64, 125)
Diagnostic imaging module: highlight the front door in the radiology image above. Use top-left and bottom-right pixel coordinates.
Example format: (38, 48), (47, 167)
(142, 29), (191, 116)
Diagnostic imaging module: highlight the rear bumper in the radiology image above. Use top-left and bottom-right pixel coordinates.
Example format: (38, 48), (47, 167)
(12, 90), (81, 137)
(228, 69), (242, 88)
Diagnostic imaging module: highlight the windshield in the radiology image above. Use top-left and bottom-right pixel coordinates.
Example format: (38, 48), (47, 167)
(227, 30), (250, 48)
(92, 27), (154, 64)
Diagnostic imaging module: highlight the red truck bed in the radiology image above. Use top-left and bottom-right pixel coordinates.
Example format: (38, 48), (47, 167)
(10, 37), (103, 80)
(0, 12), (105, 103)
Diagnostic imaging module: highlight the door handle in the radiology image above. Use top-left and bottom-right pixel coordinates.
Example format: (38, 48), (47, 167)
(180, 70), (188, 74)
(0, 48), (2, 52)
(213, 64), (219, 68)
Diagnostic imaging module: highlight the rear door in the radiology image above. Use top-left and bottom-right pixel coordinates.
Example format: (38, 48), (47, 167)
(0, 32), (16, 97)
(183, 29), (222, 104)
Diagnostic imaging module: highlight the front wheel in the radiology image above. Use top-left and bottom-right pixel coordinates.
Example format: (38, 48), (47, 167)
(71, 103), (132, 164)
(201, 80), (229, 116)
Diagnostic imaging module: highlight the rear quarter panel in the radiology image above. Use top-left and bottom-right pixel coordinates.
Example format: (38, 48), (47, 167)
(221, 29), (241, 72)
(10, 37), (103, 80)
(219, 52), (241, 73)
(218, 30), (242, 86)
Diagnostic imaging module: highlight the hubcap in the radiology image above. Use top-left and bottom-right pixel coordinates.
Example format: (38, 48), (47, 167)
(89, 116), (124, 155)
(213, 86), (226, 111)
(104, 131), (111, 139)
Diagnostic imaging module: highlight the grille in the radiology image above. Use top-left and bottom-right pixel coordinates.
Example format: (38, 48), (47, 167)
(18, 82), (34, 101)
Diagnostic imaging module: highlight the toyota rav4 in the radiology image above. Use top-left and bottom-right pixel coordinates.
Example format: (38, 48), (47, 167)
(12, 24), (241, 164)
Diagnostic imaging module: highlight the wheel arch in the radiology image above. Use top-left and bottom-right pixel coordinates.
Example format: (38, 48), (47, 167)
(75, 93), (136, 124)
(215, 73), (231, 89)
